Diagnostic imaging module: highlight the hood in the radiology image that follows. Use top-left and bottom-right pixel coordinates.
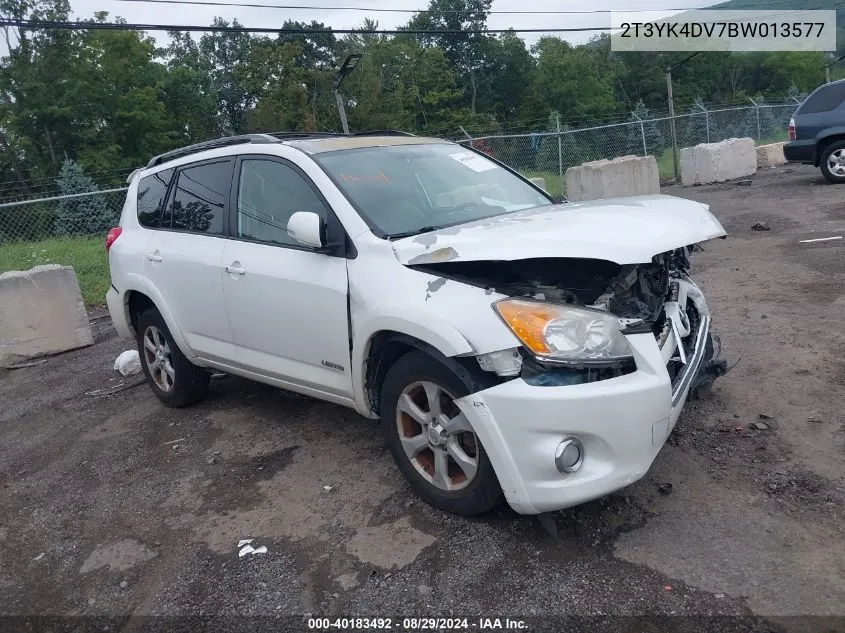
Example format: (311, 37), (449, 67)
(392, 194), (726, 266)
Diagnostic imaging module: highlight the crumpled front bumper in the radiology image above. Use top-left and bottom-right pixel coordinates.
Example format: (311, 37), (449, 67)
(455, 280), (715, 515)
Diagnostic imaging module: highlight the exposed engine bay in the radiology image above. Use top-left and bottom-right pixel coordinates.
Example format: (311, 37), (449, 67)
(411, 247), (697, 328)
(412, 247), (727, 390)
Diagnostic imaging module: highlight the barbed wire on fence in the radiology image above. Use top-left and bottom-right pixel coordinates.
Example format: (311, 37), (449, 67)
(0, 102), (801, 246)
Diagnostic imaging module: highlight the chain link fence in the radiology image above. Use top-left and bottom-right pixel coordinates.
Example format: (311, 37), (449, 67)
(0, 188), (127, 245)
(0, 103), (802, 247)
(460, 103), (801, 196)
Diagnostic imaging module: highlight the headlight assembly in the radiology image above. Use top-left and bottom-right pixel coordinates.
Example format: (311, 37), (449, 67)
(494, 298), (633, 367)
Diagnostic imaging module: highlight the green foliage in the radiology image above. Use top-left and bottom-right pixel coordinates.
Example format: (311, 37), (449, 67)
(0, 0), (833, 200)
(626, 101), (665, 156)
(54, 159), (116, 235)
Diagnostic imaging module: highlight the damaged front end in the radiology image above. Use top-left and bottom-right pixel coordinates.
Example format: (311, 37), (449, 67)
(411, 248), (726, 395)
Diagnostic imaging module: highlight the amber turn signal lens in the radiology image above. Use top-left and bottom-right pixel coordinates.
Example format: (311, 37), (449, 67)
(494, 299), (555, 355)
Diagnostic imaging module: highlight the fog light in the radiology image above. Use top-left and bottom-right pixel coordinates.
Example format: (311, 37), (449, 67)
(555, 438), (584, 474)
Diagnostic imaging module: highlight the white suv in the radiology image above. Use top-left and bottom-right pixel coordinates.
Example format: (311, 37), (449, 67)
(106, 133), (727, 517)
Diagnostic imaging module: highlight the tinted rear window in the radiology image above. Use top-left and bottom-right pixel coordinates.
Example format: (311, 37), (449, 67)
(137, 169), (174, 228)
(799, 83), (845, 115)
(162, 160), (232, 235)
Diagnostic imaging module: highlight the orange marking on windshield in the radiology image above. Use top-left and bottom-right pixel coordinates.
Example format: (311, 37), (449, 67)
(340, 171), (390, 184)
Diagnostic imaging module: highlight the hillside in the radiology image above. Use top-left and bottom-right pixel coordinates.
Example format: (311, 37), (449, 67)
(713, 0), (845, 54)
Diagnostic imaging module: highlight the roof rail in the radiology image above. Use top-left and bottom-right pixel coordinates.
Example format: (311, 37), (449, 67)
(146, 134), (280, 168)
(349, 130), (416, 137)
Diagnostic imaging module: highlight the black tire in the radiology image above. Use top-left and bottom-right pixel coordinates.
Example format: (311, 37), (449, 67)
(136, 307), (209, 408)
(379, 350), (502, 516)
(820, 140), (845, 183)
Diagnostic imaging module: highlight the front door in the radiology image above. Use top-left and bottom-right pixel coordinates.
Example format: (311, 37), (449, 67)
(221, 156), (352, 399)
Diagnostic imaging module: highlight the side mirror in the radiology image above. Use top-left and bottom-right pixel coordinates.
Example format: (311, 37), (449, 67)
(287, 211), (325, 249)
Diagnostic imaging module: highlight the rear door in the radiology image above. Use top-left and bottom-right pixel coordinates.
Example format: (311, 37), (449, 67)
(220, 155), (352, 400)
(144, 158), (237, 363)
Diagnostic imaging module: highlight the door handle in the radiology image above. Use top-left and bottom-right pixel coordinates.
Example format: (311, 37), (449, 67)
(145, 253), (163, 262)
(225, 265), (246, 275)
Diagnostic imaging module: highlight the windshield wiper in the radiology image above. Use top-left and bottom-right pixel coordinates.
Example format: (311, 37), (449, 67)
(384, 225), (444, 240)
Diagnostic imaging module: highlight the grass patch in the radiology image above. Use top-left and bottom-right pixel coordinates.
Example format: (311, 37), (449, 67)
(522, 170), (566, 198)
(0, 236), (109, 307)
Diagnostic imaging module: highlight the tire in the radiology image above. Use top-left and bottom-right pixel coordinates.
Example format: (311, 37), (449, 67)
(820, 140), (845, 183)
(136, 307), (209, 408)
(379, 350), (502, 516)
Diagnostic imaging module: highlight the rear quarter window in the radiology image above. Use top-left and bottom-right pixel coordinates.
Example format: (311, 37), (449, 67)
(137, 169), (174, 228)
(799, 84), (845, 115)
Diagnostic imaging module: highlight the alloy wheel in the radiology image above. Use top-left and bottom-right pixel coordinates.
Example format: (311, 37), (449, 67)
(142, 325), (175, 392)
(828, 149), (845, 177)
(395, 380), (479, 491)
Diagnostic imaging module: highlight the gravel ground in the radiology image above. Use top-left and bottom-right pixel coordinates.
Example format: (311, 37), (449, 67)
(1, 164), (844, 632)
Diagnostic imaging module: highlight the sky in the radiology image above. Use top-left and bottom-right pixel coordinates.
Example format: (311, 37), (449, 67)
(67, 0), (712, 47)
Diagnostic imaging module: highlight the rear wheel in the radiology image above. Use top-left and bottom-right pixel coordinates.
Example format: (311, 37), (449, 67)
(136, 308), (209, 407)
(380, 350), (502, 516)
(820, 140), (845, 183)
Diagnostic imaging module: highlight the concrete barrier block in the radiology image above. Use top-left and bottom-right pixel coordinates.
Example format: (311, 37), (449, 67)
(681, 137), (757, 186)
(0, 264), (93, 367)
(565, 154), (660, 202)
(528, 176), (547, 192)
(756, 142), (787, 168)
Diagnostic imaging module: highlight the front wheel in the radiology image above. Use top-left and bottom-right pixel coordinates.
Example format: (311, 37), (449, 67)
(820, 140), (845, 183)
(379, 351), (502, 516)
(136, 307), (209, 408)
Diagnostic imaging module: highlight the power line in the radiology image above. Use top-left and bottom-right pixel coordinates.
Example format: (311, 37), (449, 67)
(0, 18), (612, 34)
(110, 0), (705, 15)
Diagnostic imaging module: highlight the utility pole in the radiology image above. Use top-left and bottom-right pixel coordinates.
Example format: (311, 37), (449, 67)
(334, 53), (362, 134)
(666, 52), (702, 182)
(824, 55), (845, 84)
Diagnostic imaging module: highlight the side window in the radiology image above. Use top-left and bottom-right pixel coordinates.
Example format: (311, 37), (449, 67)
(162, 160), (232, 235)
(136, 169), (173, 228)
(800, 84), (845, 115)
(236, 159), (328, 247)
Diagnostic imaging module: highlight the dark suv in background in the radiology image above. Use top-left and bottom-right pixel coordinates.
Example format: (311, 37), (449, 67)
(784, 79), (845, 183)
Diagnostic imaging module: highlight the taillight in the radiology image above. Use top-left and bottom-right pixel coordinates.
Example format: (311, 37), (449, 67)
(788, 118), (796, 141)
(105, 227), (122, 252)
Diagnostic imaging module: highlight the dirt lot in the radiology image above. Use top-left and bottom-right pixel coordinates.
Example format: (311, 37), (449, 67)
(1, 164), (844, 632)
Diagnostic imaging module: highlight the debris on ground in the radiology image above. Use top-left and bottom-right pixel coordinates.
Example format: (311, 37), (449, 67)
(237, 539), (253, 547)
(663, 585), (673, 591)
(113, 350), (141, 376)
(658, 483), (673, 495)
(206, 455), (216, 465)
(164, 438), (186, 446)
(33, 553), (45, 561)
(751, 221), (770, 231)
(7, 359), (48, 370)
(736, 179), (753, 186)
(799, 236), (842, 244)
(238, 543), (268, 558)
(119, 580), (129, 589)
(323, 485), (334, 492)
(751, 422), (769, 430)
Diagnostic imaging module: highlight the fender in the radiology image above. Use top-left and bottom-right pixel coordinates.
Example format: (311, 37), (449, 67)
(815, 127), (845, 163)
(350, 307), (475, 417)
(120, 273), (198, 362)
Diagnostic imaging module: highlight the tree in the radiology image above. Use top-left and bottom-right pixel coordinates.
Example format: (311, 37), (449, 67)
(53, 159), (115, 235)
(404, 0), (492, 114)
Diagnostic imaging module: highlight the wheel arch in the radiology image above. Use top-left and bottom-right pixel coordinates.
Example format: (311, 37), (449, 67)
(122, 282), (195, 361)
(815, 131), (845, 166)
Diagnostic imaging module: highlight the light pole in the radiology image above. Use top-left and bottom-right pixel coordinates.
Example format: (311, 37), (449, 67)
(666, 51), (701, 181)
(335, 53), (362, 135)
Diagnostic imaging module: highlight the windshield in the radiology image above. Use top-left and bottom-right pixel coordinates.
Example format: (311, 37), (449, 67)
(313, 144), (553, 238)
